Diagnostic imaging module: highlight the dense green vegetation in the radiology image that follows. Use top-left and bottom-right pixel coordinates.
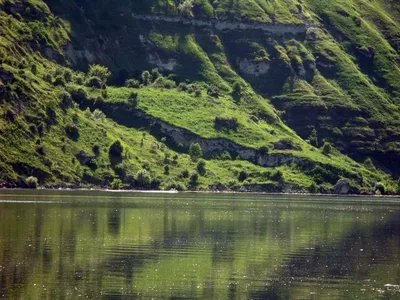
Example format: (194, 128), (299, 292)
(0, 0), (399, 193)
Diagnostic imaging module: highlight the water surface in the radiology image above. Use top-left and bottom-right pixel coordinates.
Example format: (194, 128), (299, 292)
(0, 190), (399, 299)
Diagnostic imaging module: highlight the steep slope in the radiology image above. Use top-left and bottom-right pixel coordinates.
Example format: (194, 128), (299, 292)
(0, 0), (399, 193)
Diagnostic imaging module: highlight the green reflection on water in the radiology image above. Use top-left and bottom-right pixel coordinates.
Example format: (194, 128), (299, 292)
(0, 191), (399, 299)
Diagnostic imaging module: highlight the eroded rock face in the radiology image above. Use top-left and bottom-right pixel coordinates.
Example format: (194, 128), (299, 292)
(334, 178), (350, 194)
(237, 58), (270, 76)
(148, 53), (178, 71)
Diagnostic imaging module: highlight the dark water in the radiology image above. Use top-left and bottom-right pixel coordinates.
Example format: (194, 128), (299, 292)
(0, 191), (399, 300)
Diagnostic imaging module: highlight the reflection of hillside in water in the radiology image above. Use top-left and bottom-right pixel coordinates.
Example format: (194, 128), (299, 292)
(0, 195), (399, 300)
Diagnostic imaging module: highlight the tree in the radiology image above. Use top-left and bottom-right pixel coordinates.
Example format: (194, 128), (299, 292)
(396, 179), (400, 194)
(232, 81), (242, 101)
(141, 71), (152, 85)
(88, 64), (111, 83)
(322, 142), (332, 155)
(197, 159), (206, 176)
(109, 140), (123, 158)
(26, 176), (39, 189)
(189, 142), (203, 161)
(110, 178), (123, 190)
(135, 169), (152, 187)
(309, 128), (318, 147)
(178, 0), (194, 16)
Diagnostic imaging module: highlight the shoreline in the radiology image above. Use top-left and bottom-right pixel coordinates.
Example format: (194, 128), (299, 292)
(1, 187), (399, 199)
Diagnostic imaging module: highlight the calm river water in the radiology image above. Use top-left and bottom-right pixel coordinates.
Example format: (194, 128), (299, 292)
(0, 190), (399, 300)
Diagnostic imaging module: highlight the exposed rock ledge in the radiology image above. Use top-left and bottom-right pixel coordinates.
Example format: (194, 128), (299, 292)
(131, 14), (313, 35)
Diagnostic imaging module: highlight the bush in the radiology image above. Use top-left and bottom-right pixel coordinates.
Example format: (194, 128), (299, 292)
(87, 64), (111, 83)
(374, 182), (385, 195)
(309, 182), (318, 193)
(153, 77), (176, 89)
(93, 109), (106, 121)
(65, 124), (79, 140)
(207, 85), (220, 98)
(180, 169), (190, 178)
(190, 171), (199, 186)
(60, 91), (73, 108)
(141, 71), (152, 85)
(178, 82), (188, 91)
(70, 87), (88, 102)
(232, 81), (242, 100)
(54, 75), (66, 86)
(29, 124), (37, 134)
(129, 92), (138, 107)
(215, 116), (239, 131)
(64, 69), (73, 82)
(35, 145), (46, 155)
(125, 79), (140, 88)
(110, 178), (123, 190)
(270, 170), (283, 181)
(109, 140), (123, 158)
(197, 159), (206, 176)
(92, 144), (100, 156)
(309, 129), (319, 147)
(26, 176), (39, 189)
(363, 158), (375, 170)
(151, 68), (161, 81)
(43, 73), (53, 83)
(135, 169), (152, 187)
(85, 76), (104, 89)
(322, 142), (332, 155)
(238, 170), (249, 182)
(31, 64), (37, 75)
(396, 180), (400, 195)
(189, 142), (203, 161)
(164, 165), (170, 175)
(74, 74), (84, 85)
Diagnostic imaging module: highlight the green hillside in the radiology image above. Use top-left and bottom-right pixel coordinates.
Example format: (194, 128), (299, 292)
(0, 0), (399, 193)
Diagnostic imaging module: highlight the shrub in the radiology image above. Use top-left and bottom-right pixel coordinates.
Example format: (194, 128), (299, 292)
(309, 182), (318, 193)
(151, 68), (161, 81)
(54, 75), (66, 86)
(258, 146), (269, 155)
(93, 109), (106, 121)
(238, 170), (249, 182)
(194, 89), (202, 97)
(64, 69), (73, 82)
(74, 74), (84, 85)
(141, 71), (152, 85)
(207, 85), (220, 98)
(65, 124), (79, 140)
(109, 140), (123, 158)
(220, 151), (232, 160)
(309, 129), (319, 147)
(214, 116), (239, 131)
(396, 180), (400, 195)
(43, 73), (53, 83)
(178, 0), (194, 16)
(153, 77), (176, 89)
(70, 87), (88, 102)
(35, 145), (46, 155)
(110, 178), (123, 190)
(164, 165), (170, 175)
(363, 158), (375, 170)
(322, 142), (332, 155)
(31, 64), (37, 75)
(129, 92), (138, 107)
(92, 144), (100, 156)
(270, 170), (283, 181)
(85, 76), (104, 89)
(87, 64), (111, 83)
(26, 176), (39, 189)
(374, 182), (385, 195)
(197, 159), (206, 176)
(135, 169), (152, 187)
(180, 169), (190, 178)
(125, 79), (140, 88)
(178, 82), (188, 91)
(232, 80), (242, 100)
(189, 142), (203, 161)
(29, 124), (37, 134)
(60, 91), (73, 108)
(190, 171), (199, 185)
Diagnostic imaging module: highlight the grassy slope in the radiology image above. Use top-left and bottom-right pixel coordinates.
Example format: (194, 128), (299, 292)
(0, 0), (398, 192)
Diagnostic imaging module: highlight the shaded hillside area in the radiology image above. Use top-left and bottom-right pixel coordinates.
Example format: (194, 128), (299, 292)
(0, 0), (399, 193)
